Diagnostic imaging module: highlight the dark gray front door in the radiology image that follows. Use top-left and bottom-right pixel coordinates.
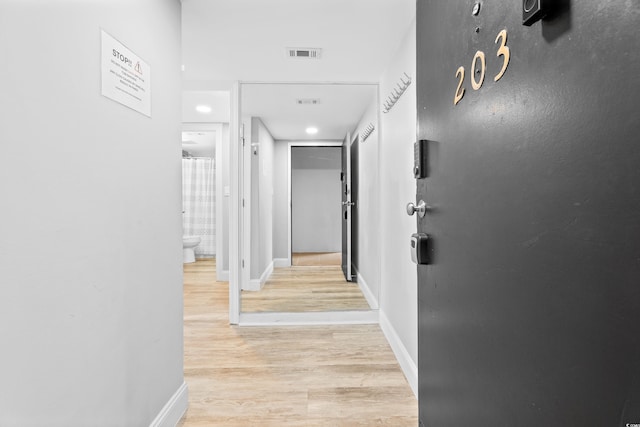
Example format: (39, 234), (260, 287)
(416, 1), (640, 426)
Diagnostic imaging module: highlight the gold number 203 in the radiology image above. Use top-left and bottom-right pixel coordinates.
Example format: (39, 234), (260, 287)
(454, 29), (510, 105)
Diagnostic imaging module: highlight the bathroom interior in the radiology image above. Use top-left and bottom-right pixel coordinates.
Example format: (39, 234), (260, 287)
(181, 130), (215, 264)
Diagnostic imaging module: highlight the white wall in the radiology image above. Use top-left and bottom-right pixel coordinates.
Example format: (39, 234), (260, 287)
(378, 19), (418, 396)
(291, 147), (341, 253)
(0, 1), (185, 426)
(249, 118), (274, 281)
(272, 141), (289, 261)
(221, 123), (231, 273)
(353, 100), (381, 304)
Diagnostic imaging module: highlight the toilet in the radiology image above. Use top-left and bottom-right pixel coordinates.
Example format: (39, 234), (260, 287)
(182, 235), (201, 263)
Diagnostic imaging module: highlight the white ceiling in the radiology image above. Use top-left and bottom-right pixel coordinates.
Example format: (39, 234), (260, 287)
(242, 83), (376, 140)
(181, 0), (415, 82)
(182, 91), (230, 123)
(181, 0), (415, 140)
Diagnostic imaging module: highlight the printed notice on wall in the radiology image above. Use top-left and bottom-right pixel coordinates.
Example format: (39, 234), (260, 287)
(101, 30), (151, 117)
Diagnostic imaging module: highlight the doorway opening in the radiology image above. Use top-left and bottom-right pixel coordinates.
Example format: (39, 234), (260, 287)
(289, 144), (342, 267)
(235, 82), (379, 323)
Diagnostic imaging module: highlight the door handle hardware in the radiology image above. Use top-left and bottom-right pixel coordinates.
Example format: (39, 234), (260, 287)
(342, 201), (355, 207)
(406, 200), (429, 218)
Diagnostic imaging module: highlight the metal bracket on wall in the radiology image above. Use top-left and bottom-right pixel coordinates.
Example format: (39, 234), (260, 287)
(382, 72), (412, 113)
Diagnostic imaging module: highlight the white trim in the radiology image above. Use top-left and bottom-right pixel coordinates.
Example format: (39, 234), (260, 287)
(379, 310), (418, 399)
(245, 280), (261, 291)
(355, 270), (379, 309)
(261, 260), (274, 284)
(229, 82), (241, 324)
(286, 141), (345, 146)
(273, 258), (290, 268)
(276, 139), (342, 143)
(148, 381), (188, 427)
(241, 115), (252, 302)
(217, 269), (229, 282)
(239, 309), (379, 326)
(287, 145), (292, 267)
(214, 123), (225, 282)
(238, 80), (379, 86)
(231, 81), (380, 326)
(243, 260), (273, 291)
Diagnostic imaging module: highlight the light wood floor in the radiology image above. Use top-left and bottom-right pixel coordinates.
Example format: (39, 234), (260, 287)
(179, 259), (418, 426)
(241, 264), (371, 312)
(292, 252), (342, 266)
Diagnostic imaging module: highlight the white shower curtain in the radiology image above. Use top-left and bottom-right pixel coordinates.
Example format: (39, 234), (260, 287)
(182, 158), (215, 257)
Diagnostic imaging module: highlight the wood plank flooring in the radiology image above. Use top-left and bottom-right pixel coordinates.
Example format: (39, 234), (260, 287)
(179, 259), (418, 426)
(292, 252), (342, 266)
(241, 264), (370, 312)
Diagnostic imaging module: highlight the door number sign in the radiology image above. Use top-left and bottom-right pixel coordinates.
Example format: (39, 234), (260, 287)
(454, 29), (510, 105)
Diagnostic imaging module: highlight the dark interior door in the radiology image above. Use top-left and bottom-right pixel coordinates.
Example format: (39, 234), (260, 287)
(341, 133), (354, 281)
(416, 1), (640, 426)
(350, 134), (359, 275)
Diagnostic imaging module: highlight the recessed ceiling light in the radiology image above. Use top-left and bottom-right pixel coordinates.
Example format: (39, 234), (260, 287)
(196, 105), (212, 114)
(306, 127), (318, 135)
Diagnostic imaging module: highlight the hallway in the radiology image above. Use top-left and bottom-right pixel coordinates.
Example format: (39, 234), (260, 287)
(179, 260), (417, 426)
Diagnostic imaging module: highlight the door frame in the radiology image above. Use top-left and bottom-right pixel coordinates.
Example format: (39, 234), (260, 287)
(181, 123), (226, 280)
(229, 82), (241, 324)
(287, 141), (343, 267)
(230, 80), (380, 326)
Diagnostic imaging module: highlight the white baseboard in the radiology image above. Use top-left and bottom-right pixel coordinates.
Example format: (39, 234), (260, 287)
(355, 271), (379, 309)
(273, 258), (290, 268)
(216, 269), (229, 282)
(239, 310), (379, 326)
(149, 381), (188, 427)
(379, 310), (418, 399)
(245, 279), (261, 291)
(243, 260), (274, 291)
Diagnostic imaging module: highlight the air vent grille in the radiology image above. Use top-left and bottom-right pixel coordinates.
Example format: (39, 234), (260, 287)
(286, 47), (322, 59)
(296, 98), (321, 105)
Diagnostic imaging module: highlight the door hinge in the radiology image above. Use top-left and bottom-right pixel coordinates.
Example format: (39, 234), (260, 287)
(242, 198), (245, 207)
(242, 259), (245, 268)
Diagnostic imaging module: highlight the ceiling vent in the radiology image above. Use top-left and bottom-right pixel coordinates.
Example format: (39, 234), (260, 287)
(296, 98), (321, 105)
(286, 47), (322, 59)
